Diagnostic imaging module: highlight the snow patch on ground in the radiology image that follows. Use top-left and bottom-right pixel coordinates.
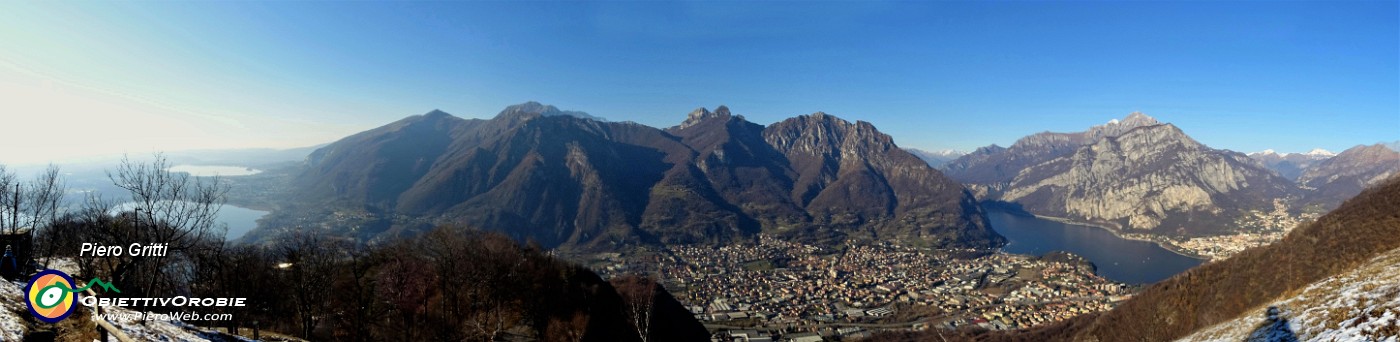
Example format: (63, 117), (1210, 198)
(100, 306), (215, 342)
(0, 279), (28, 341)
(1179, 247), (1400, 342)
(39, 257), (81, 276)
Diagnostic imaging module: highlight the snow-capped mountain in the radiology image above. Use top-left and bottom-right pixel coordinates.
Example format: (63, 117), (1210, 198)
(1246, 148), (1335, 158)
(1248, 149), (1335, 181)
(905, 148), (966, 168)
(1304, 148), (1336, 157)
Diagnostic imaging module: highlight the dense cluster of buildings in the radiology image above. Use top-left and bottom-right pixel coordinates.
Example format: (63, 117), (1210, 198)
(1171, 199), (1320, 260)
(594, 236), (1131, 340)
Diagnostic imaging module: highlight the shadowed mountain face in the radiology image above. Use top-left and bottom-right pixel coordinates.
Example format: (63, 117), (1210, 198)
(943, 113), (1298, 236)
(274, 103), (1002, 250)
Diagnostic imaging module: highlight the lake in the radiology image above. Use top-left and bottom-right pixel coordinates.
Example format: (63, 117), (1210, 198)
(167, 165), (262, 177)
(111, 202), (268, 241)
(217, 205), (267, 240)
(986, 209), (1204, 284)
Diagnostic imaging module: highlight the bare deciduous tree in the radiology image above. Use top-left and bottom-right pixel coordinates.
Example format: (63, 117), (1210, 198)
(615, 275), (657, 342)
(278, 231), (339, 339)
(108, 154), (229, 296)
(0, 164), (66, 234)
(545, 311), (589, 342)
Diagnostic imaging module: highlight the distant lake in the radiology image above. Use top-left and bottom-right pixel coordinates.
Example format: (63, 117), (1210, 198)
(987, 208), (1204, 284)
(112, 202), (268, 241)
(167, 165), (261, 177)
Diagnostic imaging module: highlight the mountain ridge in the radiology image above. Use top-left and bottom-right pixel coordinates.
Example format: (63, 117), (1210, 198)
(258, 103), (1003, 250)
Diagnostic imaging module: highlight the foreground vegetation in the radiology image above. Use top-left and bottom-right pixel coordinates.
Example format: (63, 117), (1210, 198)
(7, 156), (707, 341)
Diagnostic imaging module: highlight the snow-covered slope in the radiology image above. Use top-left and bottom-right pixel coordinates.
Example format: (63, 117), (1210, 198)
(0, 280), (27, 341)
(1179, 247), (1400, 341)
(100, 305), (229, 342)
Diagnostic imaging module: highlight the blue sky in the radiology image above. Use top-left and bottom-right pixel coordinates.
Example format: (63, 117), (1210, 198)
(0, 1), (1395, 164)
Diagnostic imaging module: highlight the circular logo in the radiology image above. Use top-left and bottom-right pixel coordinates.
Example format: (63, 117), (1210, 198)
(26, 269), (77, 323)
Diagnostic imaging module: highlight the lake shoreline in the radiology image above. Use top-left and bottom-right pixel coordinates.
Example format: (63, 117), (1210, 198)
(1019, 212), (1208, 261)
(167, 164), (263, 177)
(987, 208), (1207, 284)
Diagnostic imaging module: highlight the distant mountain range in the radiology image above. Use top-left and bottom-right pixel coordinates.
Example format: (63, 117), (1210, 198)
(1247, 149), (1333, 181)
(906, 148), (965, 168)
(255, 102), (1003, 250)
(1295, 144), (1399, 209)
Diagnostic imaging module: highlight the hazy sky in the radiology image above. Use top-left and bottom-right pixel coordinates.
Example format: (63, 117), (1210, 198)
(1, 1), (1396, 165)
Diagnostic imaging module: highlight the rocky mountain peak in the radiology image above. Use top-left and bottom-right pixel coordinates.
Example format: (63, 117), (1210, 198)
(1332, 144), (1398, 161)
(493, 101), (560, 124)
(1103, 123), (1202, 153)
(676, 106), (734, 130)
(713, 105), (731, 117)
(763, 112), (899, 163)
(489, 101), (602, 127)
(1124, 111), (1156, 123)
(798, 111), (856, 130)
(1305, 148), (1337, 157)
(1086, 112), (1161, 139)
(424, 109), (452, 118)
(503, 101), (558, 115)
(974, 144), (1006, 154)
(686, 107), (710, 119)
